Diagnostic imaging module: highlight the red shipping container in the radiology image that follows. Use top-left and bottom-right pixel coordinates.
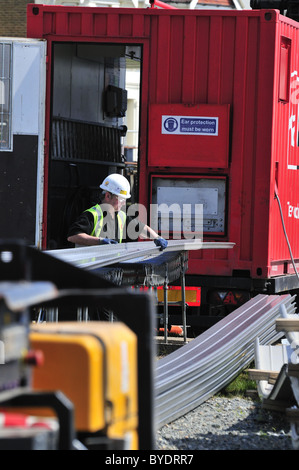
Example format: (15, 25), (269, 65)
(27, 5), (299, 288)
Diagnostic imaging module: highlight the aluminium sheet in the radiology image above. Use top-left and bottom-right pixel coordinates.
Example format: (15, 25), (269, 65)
(45, 240), (234, 271)
(155, 294), (297, 427)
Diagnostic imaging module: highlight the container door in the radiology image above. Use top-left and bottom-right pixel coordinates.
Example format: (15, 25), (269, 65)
(0, 39), (46, 248)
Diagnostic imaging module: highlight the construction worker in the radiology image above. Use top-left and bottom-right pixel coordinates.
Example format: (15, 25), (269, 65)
(67, 173), (168, 249)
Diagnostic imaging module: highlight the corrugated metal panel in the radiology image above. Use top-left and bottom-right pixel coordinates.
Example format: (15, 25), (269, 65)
(27, 5), (151, 39)
(155, 293), (297, 427)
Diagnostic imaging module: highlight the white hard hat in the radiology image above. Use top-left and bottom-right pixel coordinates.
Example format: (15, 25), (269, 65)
(100, 173), (131, 199)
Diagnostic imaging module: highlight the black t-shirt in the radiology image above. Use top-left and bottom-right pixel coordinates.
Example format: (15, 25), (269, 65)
(67, 208), (145, 243)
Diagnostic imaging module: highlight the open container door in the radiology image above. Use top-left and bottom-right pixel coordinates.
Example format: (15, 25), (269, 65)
(0, 38), (46, 248)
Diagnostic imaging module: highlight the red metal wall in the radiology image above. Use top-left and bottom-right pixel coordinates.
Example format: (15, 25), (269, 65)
(27, 5), (299, 280)
(270, 18), (299, 277)
(141, 9), (299, 280)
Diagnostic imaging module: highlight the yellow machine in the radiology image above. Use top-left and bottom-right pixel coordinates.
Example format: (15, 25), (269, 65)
(29, 322), (138, 450)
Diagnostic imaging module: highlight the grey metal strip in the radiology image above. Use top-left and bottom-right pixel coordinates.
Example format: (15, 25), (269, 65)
(45, 240), (235, 270)
(0, 281), (58, 311)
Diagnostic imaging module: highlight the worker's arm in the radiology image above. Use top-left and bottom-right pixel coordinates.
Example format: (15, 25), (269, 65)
(67, 233), (101, 246)
(67, 233), (117, 246)
(139, 224), (160, 240)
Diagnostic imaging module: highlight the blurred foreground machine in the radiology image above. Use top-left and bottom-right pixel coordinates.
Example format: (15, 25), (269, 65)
(0, 282), (75, 450)
(30, 322), (138, 450)
(0, 241), (155, 450)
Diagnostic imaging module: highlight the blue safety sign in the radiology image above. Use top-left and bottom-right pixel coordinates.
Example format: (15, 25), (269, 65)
(162, 115), (218, 136)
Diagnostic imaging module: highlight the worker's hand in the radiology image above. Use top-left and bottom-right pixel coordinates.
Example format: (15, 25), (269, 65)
(101, 238), (118, 245)
(154, 237), (168, 250)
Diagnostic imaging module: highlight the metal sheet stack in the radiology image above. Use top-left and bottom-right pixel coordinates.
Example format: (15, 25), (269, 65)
(155, 294), (297, 428)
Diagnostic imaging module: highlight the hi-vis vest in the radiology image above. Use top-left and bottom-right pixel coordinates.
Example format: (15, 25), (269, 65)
(85, 204), (126, 242)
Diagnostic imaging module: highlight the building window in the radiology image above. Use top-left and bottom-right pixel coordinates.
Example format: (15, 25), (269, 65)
(0, 43), (12, 150)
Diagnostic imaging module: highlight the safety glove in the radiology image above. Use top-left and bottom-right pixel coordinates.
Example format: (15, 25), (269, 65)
(101, 238), (118, 244)
(154, 237), (168, 250)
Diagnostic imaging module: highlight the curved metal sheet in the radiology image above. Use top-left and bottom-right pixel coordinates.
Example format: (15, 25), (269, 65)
(45, 240), (234, 270)
(155, 294), (297, 427)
